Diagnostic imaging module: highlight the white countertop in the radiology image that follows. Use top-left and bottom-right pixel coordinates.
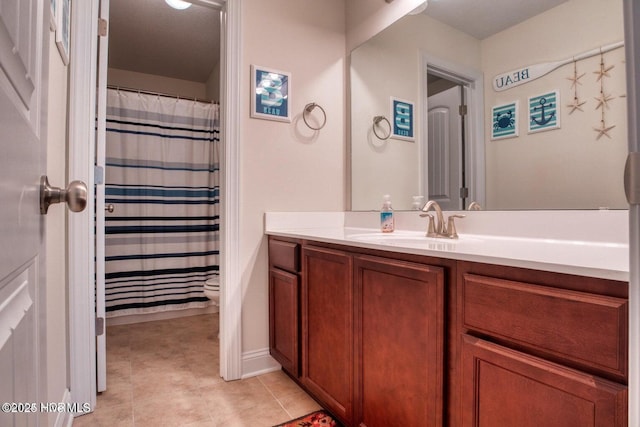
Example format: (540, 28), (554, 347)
(265, 212), (629, 282)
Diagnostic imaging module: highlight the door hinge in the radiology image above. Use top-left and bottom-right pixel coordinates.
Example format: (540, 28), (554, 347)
(98, 18), (108, 37)
(459, 105), (467, 116)
(459, 187), (469, 198)
(625, 152), (640, 205)
(94, 165), (104, 185)
(96, 317), (105, 336)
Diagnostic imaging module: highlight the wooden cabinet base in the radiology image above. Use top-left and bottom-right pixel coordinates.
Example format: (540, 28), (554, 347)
(268, 238), (629, 427)
(461, 335), (627, 427)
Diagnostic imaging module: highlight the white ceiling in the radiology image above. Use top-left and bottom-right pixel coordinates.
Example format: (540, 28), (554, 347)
(108, 0), (220, 83)
(107, 0), (569, 83)
(424, 0), (569, 40)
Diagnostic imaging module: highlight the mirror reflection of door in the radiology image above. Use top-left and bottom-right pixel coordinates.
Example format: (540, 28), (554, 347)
(427, 73), (466, 210)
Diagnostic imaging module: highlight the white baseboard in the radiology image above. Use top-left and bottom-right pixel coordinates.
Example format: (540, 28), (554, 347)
(106, 304), (219, 326)
(241, 348), (281, 379)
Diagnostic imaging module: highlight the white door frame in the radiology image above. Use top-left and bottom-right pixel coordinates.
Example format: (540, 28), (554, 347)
(95, 0), (109, 394)
(420, 53), (485, 209)
(218, 0), (243, 381)
(67, 0), (99, 409)
(68, 0), (243, 409)
(623, 0), (639, 424)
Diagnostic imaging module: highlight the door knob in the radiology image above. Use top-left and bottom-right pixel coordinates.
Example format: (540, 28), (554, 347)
(105, 204), (115, 213)
(40, 176), (88, 214)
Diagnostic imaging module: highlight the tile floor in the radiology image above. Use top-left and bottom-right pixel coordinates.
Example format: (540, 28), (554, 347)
(73, 314), (321, 427)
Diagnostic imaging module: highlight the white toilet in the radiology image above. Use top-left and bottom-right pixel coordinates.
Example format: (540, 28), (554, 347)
(204, 277), (220, 305)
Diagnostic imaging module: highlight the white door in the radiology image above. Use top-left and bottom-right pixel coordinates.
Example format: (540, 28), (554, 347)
(0, 1), (48, 426)
(427, 85), (463, 210)
(95, 0), (110, 393)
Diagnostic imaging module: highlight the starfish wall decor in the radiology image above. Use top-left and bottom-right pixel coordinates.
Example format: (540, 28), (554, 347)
(593, 51), (615, 140)
(566, 59), (585, 114)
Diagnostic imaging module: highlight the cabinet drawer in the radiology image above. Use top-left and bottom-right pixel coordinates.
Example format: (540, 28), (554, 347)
(461, 273), (628, 379)
(269, 239), (300, 273)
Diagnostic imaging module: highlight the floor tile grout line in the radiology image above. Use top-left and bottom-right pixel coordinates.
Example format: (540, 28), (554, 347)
(128, 356), (135, 426)
(107, 342), (135, 426)
(257, 374), (295, 419)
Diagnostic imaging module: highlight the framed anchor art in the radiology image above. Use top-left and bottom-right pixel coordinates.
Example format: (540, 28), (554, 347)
(528, 90), (560, 133)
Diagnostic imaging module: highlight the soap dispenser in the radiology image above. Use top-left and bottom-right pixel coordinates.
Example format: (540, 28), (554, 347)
(380, 195), (394, 233)
(412, 196), (424, 210)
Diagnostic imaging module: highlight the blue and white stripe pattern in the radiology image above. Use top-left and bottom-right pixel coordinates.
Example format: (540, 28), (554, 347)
(105, 89), (220, 317)
(528, 91), (559, 133)
(491, 101), (518, 140)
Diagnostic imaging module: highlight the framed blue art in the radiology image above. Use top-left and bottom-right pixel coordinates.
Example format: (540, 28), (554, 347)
(251, 65), (291, 122)
(390, 97), (415, 141)
(491, 101), (518, 140)
(528, 90), (560, 133)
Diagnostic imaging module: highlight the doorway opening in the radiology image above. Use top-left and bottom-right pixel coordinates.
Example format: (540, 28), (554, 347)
(420, 55), (485, 211)
(98, 0), (223, 393)
(69, 0), (242, 409)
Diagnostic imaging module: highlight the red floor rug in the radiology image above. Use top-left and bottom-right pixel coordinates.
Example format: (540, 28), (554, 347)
(273, 410), (342, 427)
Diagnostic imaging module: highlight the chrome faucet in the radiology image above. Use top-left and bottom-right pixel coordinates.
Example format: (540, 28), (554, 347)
(468, 201), (482, 211)
(420, 200), (465, 239)
(420, 200), (445, 237)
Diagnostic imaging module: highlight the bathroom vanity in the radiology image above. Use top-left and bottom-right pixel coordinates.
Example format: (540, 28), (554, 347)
(266, 212), (629, 427)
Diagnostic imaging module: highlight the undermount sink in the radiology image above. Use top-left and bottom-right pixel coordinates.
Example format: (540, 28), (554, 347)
(348, 231), (480, 246)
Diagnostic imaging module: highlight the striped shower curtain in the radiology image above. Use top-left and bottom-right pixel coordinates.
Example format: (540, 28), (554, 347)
(104, 89), (220, 317)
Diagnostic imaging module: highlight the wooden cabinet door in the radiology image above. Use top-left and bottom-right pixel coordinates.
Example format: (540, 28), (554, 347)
(354, 255), (445, 427)
(461, 335), (627, 427)
(301, 246), (354, 425)
(269, 268), (299, 376)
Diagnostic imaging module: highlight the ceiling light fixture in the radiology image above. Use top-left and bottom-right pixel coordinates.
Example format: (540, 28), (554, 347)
(165, 0), (192, 10)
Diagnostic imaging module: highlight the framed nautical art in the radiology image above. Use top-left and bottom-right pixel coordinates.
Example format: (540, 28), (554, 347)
(491, 101), (518, 140)
(528, 90), (560, 133)
(250, 65), (291, 122)
(390, 97), (415, 141)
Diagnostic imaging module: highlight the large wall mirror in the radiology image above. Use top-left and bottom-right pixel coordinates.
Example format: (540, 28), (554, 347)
(350, 0), (627, 211)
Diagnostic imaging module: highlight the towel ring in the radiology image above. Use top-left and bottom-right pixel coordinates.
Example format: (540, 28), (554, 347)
(303, 102), (327, 130)
(372, 115), (391, 140)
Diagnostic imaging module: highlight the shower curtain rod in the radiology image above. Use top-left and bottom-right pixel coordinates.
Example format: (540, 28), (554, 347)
(106, 85), (218, 104)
